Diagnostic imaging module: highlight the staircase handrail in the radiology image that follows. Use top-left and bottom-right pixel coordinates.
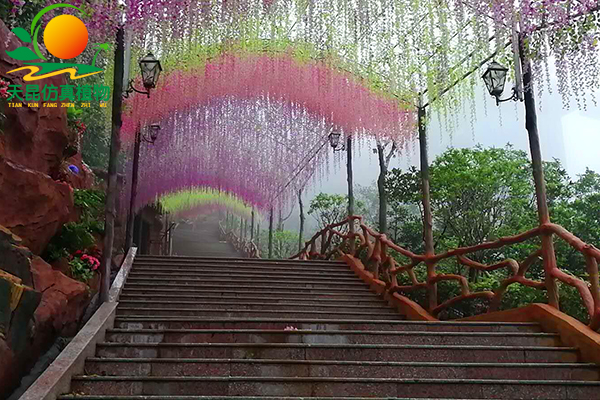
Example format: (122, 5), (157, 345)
(291, 215), (600, 331)
(219, 221), (260, 258)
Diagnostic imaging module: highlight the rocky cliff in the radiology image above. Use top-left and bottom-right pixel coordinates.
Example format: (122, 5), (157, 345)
(0, 18), (97, 398)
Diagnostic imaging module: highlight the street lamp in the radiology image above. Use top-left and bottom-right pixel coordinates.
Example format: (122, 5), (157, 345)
(482, 61), (518, 105)
(141, 123), (161, 144)
(482, 49), (560, 307)
(328, 130), (345, 152)
(124, 53), (163, 98)
(125, 122), (161, 251)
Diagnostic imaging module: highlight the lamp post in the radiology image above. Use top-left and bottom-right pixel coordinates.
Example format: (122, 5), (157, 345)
(123, 53), (162, 252)
(125, 123), (161, 252)
(482, 51), (559, 308)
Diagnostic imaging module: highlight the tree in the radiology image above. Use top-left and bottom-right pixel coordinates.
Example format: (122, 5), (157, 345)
(386, 145), (561, 281)
(308, 193), (365, 231)
(376, 141), (397, 234)
(355, 184), (379, 228)
(258, 229), (298, 259)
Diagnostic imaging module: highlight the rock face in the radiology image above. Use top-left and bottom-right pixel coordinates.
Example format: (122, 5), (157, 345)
(0, 226), (89, 398)
(60, 153), (96, 190)
(0, 18), (74, 177)
(0, 157), (74, 255)
(0, 17), (98, 399)
(30, 256), (89, 339)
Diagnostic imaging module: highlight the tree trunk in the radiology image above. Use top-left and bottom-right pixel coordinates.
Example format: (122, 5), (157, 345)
(298, 189), (305, 252)
(100, 26), (125, 303)
(418, 102), (437, 311)
(278, 208), (283, 231)
(376, 144), (388, 234)
(520, 37), (559, 308)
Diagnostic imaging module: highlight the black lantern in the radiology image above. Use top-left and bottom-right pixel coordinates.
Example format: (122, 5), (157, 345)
(142, 124), (161, 144)
(328, 131), (345, 151)
(139, 53), (162, 90)
(482, 61), (508, 97)
(482, 61), (518, 105)
(124, 53), (162, 99)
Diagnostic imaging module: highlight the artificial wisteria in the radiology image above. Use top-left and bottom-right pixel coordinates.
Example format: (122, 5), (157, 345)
(17, 0), (598, 109)
(159, 188), (254, 220)
(120, 96), (397, 217)
(122, 50), (415, 142)
(14, 0), (596, 218)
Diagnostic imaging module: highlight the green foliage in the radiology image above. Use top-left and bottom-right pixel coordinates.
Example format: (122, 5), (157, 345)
(68, 257), (94, 282)
(74, 188), (105, 231)
(258, 229), (299, 259)
(43, 189), (105, 262)
(0, 1), (45, 31)
(66, 76), (110, 170)
(308, 192), (366, 230)
(384, 144), (600, 321)
(44, 222), (96, 262)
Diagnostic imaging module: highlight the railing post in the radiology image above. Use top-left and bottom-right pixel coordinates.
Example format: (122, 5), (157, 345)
(240, 217), (243, 241)
(520, 37), (559, 308)
(586, 255), (600, 330)
(418, 100), (437, 311)
(347, 136), (355, 254)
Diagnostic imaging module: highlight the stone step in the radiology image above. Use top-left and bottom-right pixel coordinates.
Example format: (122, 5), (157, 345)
(117, 300), (394, 313)
(130, 266), (356, 276)
(123, 282), (374, 293)
(84, 358), (600, 380)
(114, 308), (403, 320)
(132, 264), (351, 274)
(120, 287), (381, 299)
(57, 396), (494, 400)
(134, 255), (346, 265)
(95, 342), (578, 363)
(128, 270), (357, 280)
(133, 259), (348, 269)
(113, 317), (542, 332)
(68, 376), (599, 398)
(105, 328), (560, 346)
(124, 277), (369, 288)
(118, 293), (388, 305)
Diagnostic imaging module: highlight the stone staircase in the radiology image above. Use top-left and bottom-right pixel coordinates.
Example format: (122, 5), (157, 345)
(58, 255), (600, 399)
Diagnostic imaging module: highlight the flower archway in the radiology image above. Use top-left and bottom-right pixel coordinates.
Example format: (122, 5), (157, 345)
(119, 46), (416, 217)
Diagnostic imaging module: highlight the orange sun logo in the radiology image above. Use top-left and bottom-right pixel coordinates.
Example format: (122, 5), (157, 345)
(43, 14), (89, 60)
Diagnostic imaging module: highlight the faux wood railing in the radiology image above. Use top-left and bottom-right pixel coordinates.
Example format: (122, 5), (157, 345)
(219, 221), (260, 258)
(291, 215), (600, 331)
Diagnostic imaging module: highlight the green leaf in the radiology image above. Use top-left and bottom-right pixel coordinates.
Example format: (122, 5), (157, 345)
(6, 46), (40, 61)
(11, 27), (31, 43)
